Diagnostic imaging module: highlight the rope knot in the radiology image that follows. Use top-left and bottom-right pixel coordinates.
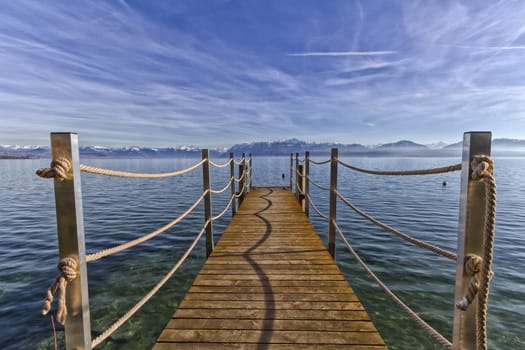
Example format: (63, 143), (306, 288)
(58, 256), (78, 281)
(455, 254), (494, 311)
(36, 158), (72, 181)
(465, 254), (482, 275)
(471, 155), (494, 181)
(41, 256), (79, 325)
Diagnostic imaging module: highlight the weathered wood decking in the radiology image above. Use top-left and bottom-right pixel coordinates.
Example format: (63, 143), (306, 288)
(153, 187), (387, 349)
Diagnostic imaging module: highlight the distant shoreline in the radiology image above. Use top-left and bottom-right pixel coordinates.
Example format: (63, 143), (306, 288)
(0, 154), (29, 159)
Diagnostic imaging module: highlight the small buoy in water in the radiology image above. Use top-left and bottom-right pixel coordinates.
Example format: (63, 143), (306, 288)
(281, 173), (285, 179)
(442, 181), (447, 186)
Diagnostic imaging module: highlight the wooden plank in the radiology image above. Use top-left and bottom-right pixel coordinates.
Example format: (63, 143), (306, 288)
(183, 292), (359, 302)
(153, 187), (387, 349)
(157, 329), (385, 345)
(170, 308), (373, 321)
(154, 344), (387, 350)
(177, 300), (365, 311)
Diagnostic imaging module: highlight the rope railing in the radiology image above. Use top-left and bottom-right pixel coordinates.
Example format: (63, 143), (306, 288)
(80, 160), (206, 178)
(234, 157), (246, 166)
(290, 133), (495, 350)
(307, 175), (330, 191)
(38, 132), (253, 350)
(235, 180), (248, 198)
(337, 159), (462, 176)
(335, 189), (457, 261)
(309, 158), (331, 165)
(235, 169), (247, 183)
(210, 177), (234, 195)
(91, 221), (208, 348)
(212, 194), (236, 222)
(306, 193), (329, 221)
(209, 158), (233, 168)
(37, 158), (206, 180)
(86, 191), (207, 262)
(334, 222), (453, 349)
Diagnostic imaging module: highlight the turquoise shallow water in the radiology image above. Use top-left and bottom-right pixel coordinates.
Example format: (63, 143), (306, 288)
(0, 157), (524, 349)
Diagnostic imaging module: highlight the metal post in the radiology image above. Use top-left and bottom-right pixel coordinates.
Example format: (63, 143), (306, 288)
(229, 152), (237, 217)
(49, 133), (91, 350)
(249, 153), (253, 190)
(202, 149), (214, 257)
(289, 153), (293, 189)
(304, 151), (310, 217)
(295, 152), (299, 201)
(328, 148), (338, 259)
(297, 165), (305, 209)
(453, 132), (492, 350)
(238, 153), (247, 207)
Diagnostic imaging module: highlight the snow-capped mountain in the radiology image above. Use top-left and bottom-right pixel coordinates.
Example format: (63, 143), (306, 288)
(2, 138), (525, 159)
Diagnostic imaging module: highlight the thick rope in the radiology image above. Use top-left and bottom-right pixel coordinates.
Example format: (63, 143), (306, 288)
(306, 193), (329, 221)
(234, 157), (245, 166)
(210, 177), (233, 194)
(472, 155), (497, 350)
(36, 158), (72, 181)
(456, 255), (483, 311)
(307, 175), (331, 191)
(91, 223), (207, 348)
(79, 159), (205, 178)
(41, 256), (78, 325)
(309, 158), (331, 165)
(235, 170), (246, 183)
(337, 159), (462, 176)
(335, 190), (457, 260)
(209, 158), (233, 168)
(334, 223), (453, 349)
(235, 181), (248, 198)
(86, 192), (207, 262)
(212, 194), (235, 221)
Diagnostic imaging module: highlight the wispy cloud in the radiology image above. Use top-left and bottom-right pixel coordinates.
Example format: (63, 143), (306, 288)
(0, 0), (524, 147)
(288, 51), (398, 57)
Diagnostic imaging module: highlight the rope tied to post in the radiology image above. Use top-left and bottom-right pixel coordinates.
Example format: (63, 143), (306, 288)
(41, 256), (78, 325)
(455, 255), (483, 310)
(471, 155), (494, 181)
(36, 158), (72, 181)
(455, 155), (496, 350)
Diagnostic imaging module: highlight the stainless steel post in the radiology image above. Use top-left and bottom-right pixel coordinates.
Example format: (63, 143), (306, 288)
(328, 148), (338, 259)
(304, 151), (310, 217)
(452, 132), (492, 350)
(229, 152), (236, 217)
(249, 153), (253, 190)
(49, 133), (91, 350)
(289, 153), (293, 189)
(238, 153), (247, 206)
(297, 165), (305, 209)
(295, 152), (299, 201)
(202, 149), (214, 257)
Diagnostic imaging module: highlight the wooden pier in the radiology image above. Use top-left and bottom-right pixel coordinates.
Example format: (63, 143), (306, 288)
(154, 187), (387, 350)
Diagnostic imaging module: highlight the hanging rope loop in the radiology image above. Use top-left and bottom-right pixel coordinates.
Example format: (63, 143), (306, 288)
(36, 158), (72, 181)
(41, 256), (78, 325)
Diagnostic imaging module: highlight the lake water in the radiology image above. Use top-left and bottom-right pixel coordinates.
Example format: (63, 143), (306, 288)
(1, 156), (524, 349)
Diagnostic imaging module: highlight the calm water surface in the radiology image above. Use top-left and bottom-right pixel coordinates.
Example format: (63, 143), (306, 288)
(0, 156), (524, 349)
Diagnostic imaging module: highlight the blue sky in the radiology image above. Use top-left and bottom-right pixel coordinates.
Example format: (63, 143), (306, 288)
(1, 0), (525, 147)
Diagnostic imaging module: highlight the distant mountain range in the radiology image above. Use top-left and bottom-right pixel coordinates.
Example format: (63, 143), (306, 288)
(2, 138), (525, 159)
